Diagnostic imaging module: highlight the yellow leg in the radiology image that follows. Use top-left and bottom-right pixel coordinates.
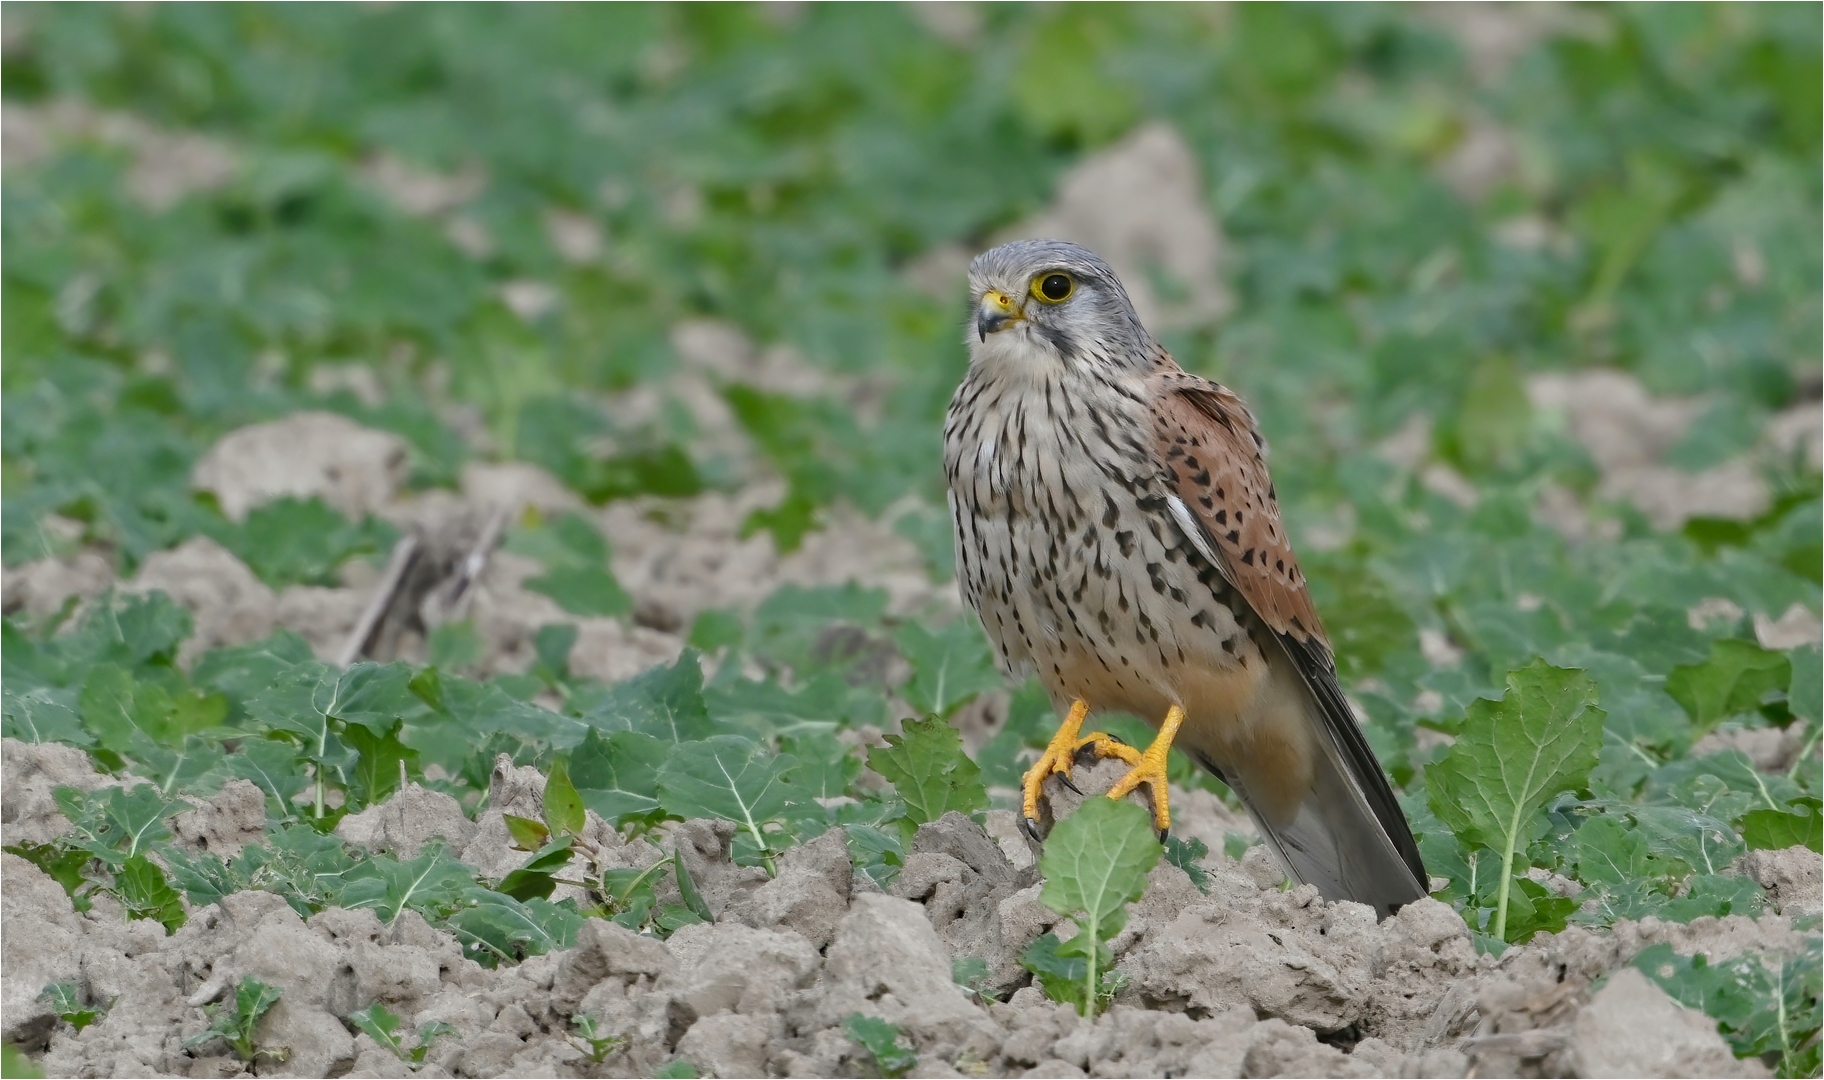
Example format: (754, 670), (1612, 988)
(1106, 704), (1185, 833)
(1020, 701), (1143, 829)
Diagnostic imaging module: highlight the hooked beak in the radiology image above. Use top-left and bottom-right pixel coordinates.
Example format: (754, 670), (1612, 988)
(976, 289), (1023, 341)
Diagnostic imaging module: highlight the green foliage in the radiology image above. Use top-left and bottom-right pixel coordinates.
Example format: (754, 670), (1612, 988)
(338, 845), (477, 926)
(542, 756), (586, 838)
(842, 1014), (918, 1079)
(208, 498), (395, 590)
(347, 1004), (455, 1067)
(1667, 640), (1793, 735)
(1163, 835), (1214, 894)
(1427, 662), (1605, 942)
(895, 622), (1001, 719)
(2, 1045), (45, 1078)
(1634, 940), (1823, 1078)
(951, 956), (1003, 1005)
(569, 730), (667, 823)
(1741, 798), (1824, 853)
(185, 977), (286, 1065)
(568, 1014), (623, 1064)
(657, 735), (801, 873)
(0, 0), (1819, 1042)
(38, 984), (106, 1033)
(1024, 798), (1162, 1015)
(3, 785), (194, 931)
(114, 854), (187, 933)
(867, 716), (989, 825)
(504, 513), (632, 618)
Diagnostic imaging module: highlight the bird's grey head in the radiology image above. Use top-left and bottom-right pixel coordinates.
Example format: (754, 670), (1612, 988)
(967, 240), (1154, 373)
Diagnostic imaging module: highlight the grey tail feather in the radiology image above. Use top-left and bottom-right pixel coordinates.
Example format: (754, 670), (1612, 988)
(1193, 639), (1429, 920)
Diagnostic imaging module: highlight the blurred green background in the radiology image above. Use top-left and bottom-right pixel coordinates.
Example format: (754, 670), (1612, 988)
(5, 3), (1816, 558)
(2, 0), (1820, 960)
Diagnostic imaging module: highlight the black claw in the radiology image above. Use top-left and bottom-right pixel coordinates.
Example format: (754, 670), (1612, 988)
(1020, 816), (1044, 843)
(1057, 774), (1082, 795)
(1157, 826), (1170, 844)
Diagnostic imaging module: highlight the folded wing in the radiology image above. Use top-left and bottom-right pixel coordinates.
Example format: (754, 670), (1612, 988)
(1149, 371), (1428, 916)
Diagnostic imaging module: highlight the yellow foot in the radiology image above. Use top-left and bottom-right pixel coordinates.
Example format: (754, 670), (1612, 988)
(1021, 700), (1142, 839)
(1105, 704), (1186, 836)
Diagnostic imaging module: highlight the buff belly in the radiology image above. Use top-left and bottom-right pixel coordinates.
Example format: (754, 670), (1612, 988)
(958, 454), (1321, 828)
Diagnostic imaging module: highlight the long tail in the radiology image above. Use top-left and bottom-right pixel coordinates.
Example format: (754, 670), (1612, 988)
(1192, 640), (1428, 919)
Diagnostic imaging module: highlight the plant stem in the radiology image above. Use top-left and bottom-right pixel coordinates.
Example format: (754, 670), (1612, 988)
(1494, 816), (1522, 943)
(611, 854), (674, 904)
(1083, 917), (1099, 1017)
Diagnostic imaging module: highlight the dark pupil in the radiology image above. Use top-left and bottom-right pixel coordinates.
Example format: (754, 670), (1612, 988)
(1041, 274), (1070, 300)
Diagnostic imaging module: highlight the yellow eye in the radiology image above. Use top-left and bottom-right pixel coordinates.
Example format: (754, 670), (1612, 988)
(1030, 272), (1074, 304)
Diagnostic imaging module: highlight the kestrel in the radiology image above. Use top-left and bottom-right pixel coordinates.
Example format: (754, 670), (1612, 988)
(944, 240), (1427, 917)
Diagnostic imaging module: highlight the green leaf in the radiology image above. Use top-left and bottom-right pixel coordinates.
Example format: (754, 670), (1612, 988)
(4, 841), (92, 903)
(78, 664), (170, 753)
(842, 1013), (917, 1079)
(60, 783), (190, 861)
(192, 632), (316, 714)
(576, 653), (713, 744)
(1657, 873), (1764, 923)
(337, 846), (476, 925)
(1666, 639), (1791, 734)
(427, 620), (485, 672)
(656, 736), (799, 873)
(347, 1003), (406, 1057)
(524, 565), (633, 617)
(951, 956), (1002, 1003)
(502, 814), (551, 851)
(185, 977), (283, 1062)
(568, 729), (666, 823)
(248, 662), (427, 746)
(1426, 661), (1605, 942)
(4, 1043), (45, 1078)
(3, 684), (92, 746)
(1034, 797), (1161, 1015)
(866, 716), (989, 825)
(212, 497), (395, 589)
(408, 672), (586, 758)
(668, 854), (710, 924)
(224, 737), (310, 805)
(543, 756), (586, 837)
(1500, 875), (1578, 941)
(344, 722), (414, 812)
(1634, 939), (1822, 1074)
(748, 584), (889, 676)
(894, 621), (1001, 718)
(1788, 644), (1821, 725)
(843, 822), (908, 890)
(1018, 933), (1092, 1013)
(531, 623), (578, 684)
(64, 592), (192, 673)
(39, 983), (105, 1032)
(412, 1021), (457, 1063)
(1163, 835), (1213, 893)
(780, 732), (862, 800)
(496, 838), (576, 902)
(1012, 7), (1138, 143)
(569, 1013), (623, 1063)
(1039, 796), (1162, 935)
(1573, 814), (1661, 886)
(653, 1061), (700, 1079)
(506, 513), (632, 616)
(1740, 797), (1823, 853)
(445, 892), (581, 967)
